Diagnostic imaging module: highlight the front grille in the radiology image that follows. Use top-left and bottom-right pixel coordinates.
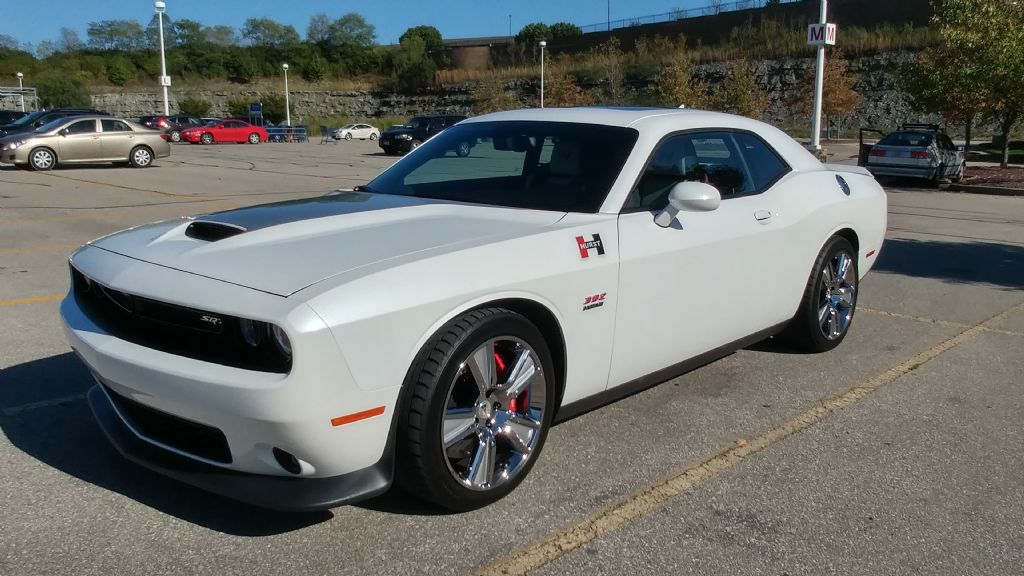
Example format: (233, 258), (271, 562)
(105, 385), (232, 464)
(71, 265), (291, 373)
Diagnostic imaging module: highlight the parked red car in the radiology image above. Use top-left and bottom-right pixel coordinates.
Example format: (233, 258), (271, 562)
(180, 120), (268, 144)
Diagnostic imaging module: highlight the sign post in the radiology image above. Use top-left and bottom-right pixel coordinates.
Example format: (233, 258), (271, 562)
(807, 1), (836, 151)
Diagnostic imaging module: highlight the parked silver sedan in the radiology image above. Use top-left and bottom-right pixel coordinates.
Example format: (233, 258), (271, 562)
(0, 116), (170, 170)
(864, 124), (964, 187)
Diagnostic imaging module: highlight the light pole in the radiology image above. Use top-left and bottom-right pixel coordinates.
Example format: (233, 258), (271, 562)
(154, 1), (170, 116)
(539, 40), (546, 108)
(282, 63), (291, 126)
(809, 0), (828, 150)
(608, 0), (611, 32)
(15, 72), (24, 112)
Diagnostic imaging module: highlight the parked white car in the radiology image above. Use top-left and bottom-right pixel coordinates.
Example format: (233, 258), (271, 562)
(62, 108), (887, 512)
(332, 123), (380, 141)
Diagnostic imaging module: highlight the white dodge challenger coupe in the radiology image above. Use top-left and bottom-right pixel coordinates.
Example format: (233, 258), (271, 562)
(61, 108), (886, 511)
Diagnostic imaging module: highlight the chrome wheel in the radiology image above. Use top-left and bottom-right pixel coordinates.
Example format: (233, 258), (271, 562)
(200, 133), (213, 144)
(29, 148), (55, 170)
(169, 130), (181, 142)
(248, 132), (260, 144)
(817, 250), (857, 340)
(441, 337), (546, 491)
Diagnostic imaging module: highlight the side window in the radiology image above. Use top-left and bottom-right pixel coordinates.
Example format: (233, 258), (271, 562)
(101, 119), (131, 132)
(732, 132), (789, 192)
(627, 131), (749, 211)
(66, 120), (97, 134)
(429, 118), (445, 131)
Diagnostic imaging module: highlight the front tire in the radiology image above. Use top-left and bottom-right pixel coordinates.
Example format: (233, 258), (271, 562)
(247, 132), (261, 144)
(370, 133), (378, 140)
(129, 146), (153, 168)
(29, 147), (56, 171)
(344, 133), (353, 141)
(782, 236), (858, 352)
(397, 308), (555, 511)
(200, 132), (213, 145)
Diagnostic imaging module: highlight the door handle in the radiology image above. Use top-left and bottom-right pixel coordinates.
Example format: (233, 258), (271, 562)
(754, 209), (773, 223)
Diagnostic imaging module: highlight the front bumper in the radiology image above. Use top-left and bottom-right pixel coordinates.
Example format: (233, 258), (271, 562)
(378, 138), (412, 153)
(88, 385), (393, 511)
(62, 247), (402, 509)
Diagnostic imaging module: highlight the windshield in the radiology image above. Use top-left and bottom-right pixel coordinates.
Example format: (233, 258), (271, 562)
(366, 121), (639, 213)
(878, 132), (933, 147)
(8, 110), (47, 127)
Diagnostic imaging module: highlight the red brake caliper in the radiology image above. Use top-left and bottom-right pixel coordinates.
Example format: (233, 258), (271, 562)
(495, 351), (528, 413)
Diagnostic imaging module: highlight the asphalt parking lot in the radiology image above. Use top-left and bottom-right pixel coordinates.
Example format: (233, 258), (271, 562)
(2, 141), (1023, 576)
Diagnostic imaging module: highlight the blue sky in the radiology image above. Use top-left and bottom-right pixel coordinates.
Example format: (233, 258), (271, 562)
(2, 0), (708, 47)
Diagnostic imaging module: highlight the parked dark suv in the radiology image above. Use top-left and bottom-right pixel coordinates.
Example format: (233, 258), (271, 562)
(138, 115), (207, 142)
(378, 115), (467, 156)
(0, 108), (109, 138)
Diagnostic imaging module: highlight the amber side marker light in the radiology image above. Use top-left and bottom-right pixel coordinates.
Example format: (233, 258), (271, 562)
(331, 406), (386, 427)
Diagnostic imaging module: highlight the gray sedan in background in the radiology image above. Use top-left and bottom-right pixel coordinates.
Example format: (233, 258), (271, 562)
(863, 123), (964, 187)
(0, 116), (170, 171)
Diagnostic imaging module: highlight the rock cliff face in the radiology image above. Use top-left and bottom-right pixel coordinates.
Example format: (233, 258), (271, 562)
(91, 51), (940, 134)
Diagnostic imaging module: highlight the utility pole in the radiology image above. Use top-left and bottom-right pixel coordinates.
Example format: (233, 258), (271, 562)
(809, 0), (829, 150)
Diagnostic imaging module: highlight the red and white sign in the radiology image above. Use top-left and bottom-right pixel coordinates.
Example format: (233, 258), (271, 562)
(807, 23), (837, 46)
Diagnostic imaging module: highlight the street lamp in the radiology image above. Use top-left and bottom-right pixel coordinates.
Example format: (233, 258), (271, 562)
(15, 72), (24, 112)
(154, 1), (170, 116)
(282, 63), (291, 126)
(539, 40), (546, 108)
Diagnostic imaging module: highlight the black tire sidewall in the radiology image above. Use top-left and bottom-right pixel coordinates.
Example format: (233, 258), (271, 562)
(201, 133), (212, 144)
(130, 146), (152, 168)
(29, 148), (54, 171)
(794, 236), (858, 352)
(400, 310), (556, 511)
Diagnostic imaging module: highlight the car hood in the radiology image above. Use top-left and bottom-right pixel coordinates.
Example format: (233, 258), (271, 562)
(382, 128), (416, 136)
(88, 191), (565, 297)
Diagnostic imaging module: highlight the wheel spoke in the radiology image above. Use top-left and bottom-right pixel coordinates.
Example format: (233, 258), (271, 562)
(818, 303), (830, 326)
(442, 407), (477, 448)
(466, 341), (496, 394)
(821, 265), (834, 289)
(498, 419), (532, 456)
(467, 433), (496, 488)
(835, 253), (852, 286)
(498, 348), (538, 402)
(828, 308), (840, 337)
(508, 412), (541, 431)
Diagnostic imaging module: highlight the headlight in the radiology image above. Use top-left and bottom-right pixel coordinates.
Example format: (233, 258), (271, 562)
(271, 325), (292, 360)
(397, 134), (412, 140)
(4, 139), (29, 151)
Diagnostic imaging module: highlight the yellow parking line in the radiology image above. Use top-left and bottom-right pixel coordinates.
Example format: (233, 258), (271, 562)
(0, 243), (78, 256)
(0, 294), (63, 308)
(475, 298), (1024, 576)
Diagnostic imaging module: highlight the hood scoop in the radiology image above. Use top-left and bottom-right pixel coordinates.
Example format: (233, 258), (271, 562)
(185, 220), (248, 242)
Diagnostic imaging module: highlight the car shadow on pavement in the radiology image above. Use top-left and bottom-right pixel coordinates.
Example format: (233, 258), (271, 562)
(0, 353), (332, 535)
(872, 238), (1024, 289)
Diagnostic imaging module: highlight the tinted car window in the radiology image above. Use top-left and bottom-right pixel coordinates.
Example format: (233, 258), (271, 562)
(878, 132), (933, 147)
(66, 119), (97, 134)
(368, 121), (639, 213)
(101, 119), (132, 132)
(732, 132), (789, 192)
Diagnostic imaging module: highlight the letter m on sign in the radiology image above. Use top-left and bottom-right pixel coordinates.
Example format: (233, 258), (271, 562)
(807, 23), (837, 46)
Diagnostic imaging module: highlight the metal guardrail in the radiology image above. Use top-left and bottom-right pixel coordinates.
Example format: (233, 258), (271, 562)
(580, 0), (799, 34)
(266, 126), (308, 143)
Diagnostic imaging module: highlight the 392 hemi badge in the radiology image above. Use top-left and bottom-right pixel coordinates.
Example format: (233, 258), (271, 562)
(582, 292), (607, 311)
(576, 234), (605, 258)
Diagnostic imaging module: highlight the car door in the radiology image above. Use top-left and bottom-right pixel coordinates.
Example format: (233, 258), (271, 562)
(609, 130), (796, 385)
(56, 119), (101, 162)
(98, 119), (135, 160)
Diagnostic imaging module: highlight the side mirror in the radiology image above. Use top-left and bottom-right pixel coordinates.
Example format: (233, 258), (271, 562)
(654, 181), (721, 228)
(58, 128), (70, 136)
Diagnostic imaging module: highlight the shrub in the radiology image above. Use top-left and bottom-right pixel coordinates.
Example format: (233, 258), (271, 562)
(177, 96), (211, 117)
(36, 70), (91, 108)
(106, 57), (135, 86)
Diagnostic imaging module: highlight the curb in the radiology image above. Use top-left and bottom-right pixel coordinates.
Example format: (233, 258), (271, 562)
(948, 184), (1024, 197)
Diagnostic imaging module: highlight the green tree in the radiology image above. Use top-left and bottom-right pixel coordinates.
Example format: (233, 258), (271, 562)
(303, 54), (327, 82)
(710, 61), (770, 118)
(226, 51), (259, 83)
(400, 25), (444, 53)
(241, 18), (300, 48)
(792, 51), (863, 133)
(516, 23), (550, 61)
(36, 70), (91, 107)
(87, 20), (146, 51)
(177, 96), (211, 117)
(391, 35), (436, 93)
(907, 0), (1024, 167)
(145, 13), (177, 49)
(106, 56), (136, 86)
(548, 22), (582, 40)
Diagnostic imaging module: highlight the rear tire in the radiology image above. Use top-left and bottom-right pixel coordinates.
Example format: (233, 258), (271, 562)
(950, 162), (965, 183)
(169, 130), (181, 143)
(396, 308), (555, 511)
(928, 165), (943, 188)
(781, 236), (858, 352)
(129, 146), (153, 168)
